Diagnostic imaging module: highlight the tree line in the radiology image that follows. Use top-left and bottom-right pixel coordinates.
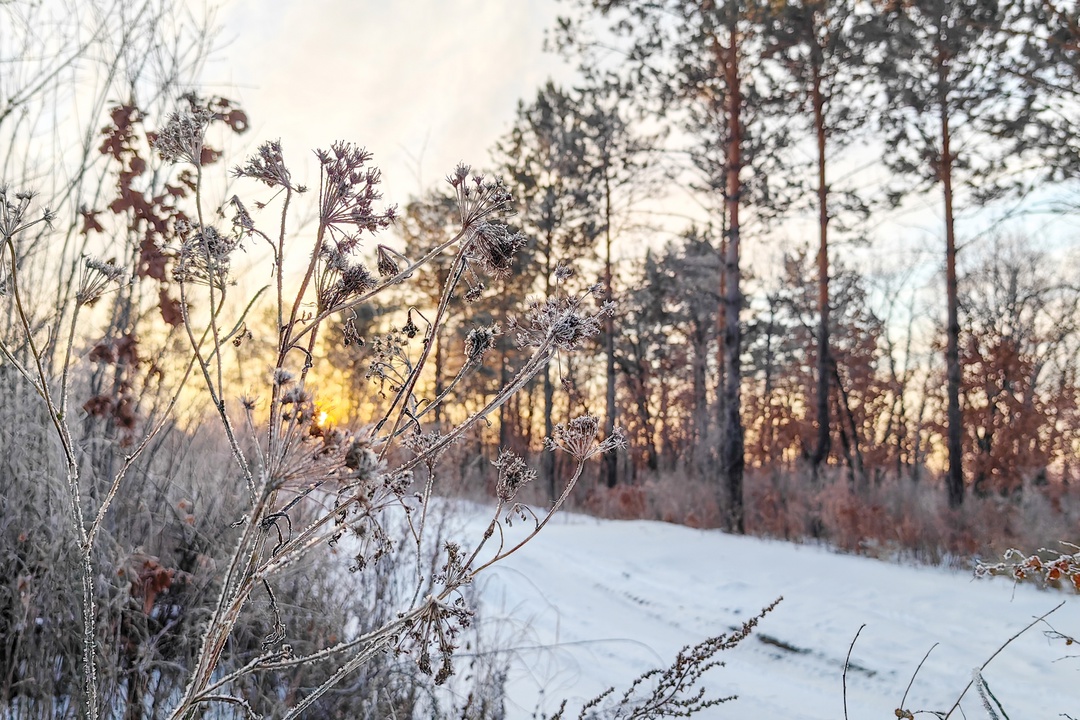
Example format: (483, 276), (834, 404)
(338, 0), (1080, 532)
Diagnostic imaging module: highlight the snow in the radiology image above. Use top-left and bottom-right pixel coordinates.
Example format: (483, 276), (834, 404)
(457, 505), (1078, 719)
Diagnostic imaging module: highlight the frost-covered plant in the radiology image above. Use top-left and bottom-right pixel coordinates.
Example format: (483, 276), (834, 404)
(883, 595), (1071, 720)
(975, 543), (1080, 592)
(544, 599), (781, 719)
(161, 114), (621, 717)
(0, 98), (620, 719)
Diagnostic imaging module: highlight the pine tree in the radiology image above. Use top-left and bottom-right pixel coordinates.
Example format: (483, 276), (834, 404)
(576, 84), (657, 488)
(870, 0), (1035, 507)
(762, 0), (872, 478)
(497, 83), (598, 499)
(555, 0), (790, 532)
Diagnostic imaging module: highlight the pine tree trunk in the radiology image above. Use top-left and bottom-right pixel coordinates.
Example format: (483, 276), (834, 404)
(620, 350), (658, 471)
(716, 231), (727, 439)
(636, 375), (658, 471)
(939, 49), (964, 508)
(811, 62), (831, 478)
(603, 165), (618, 488)
(498, 334), (510, 450)
(541, 244), (556, 500)
(759, 296), (777, 464)
(659, 374), (674, 470)
(693, 323), (710, 477)
(719, 33), (745, 534)
(833, 363), (866, 487)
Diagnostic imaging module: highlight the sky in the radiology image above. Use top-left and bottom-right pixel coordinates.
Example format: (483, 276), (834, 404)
(207, 0), (575, 203)
(199, 0), (1079, 344)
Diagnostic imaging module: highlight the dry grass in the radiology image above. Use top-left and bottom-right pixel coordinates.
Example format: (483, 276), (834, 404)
(0, 387), (506, 718)
(570, 465), (1080, 569)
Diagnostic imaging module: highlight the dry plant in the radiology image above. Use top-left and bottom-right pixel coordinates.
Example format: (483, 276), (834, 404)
(0, 97), (633, 719)
(879, 601), (1070, 720)
(691, 467), (1080, 566)
(835, 549), (1076, 720)
(541, 599), (781, 720)
(975, 543), (1080, 592)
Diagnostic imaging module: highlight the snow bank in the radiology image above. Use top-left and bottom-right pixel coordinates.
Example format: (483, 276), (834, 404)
(460, 505), (1077, 718)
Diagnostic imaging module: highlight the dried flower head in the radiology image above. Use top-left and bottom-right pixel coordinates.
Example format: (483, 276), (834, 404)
(316, 141), (396, 232)
(405, 430), (452, 469)
(365, 330), (410, 392)
(280, 386), (311, 404)
(510, 286), (612, 352)
(345, 436), (382, 483)
(376, 244), (401, 277)
(403, 593), (474, 686)
(154, 107), (214, 165)
(402, 310), (420, 339)
(233, 139), (294, 189)
(464, 324), (499, 363)
(447, 164), (514, 226)
(171, 224), (242, 286)
(466, 222), (527, 277)
(342, 317), (365, 347)
(463, 281), (485, 303)
(76, 257), (125, 305)
(546, 414), (626, 461)
(278, 387), (314, 426)
(0, 186), (54, 239)
(319, 245), (378, 311)
(227, 195), (255, 234)
(493, 449), (535, 502)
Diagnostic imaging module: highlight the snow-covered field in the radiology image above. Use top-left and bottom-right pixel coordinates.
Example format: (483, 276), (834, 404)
(459, 506), (1077, 719)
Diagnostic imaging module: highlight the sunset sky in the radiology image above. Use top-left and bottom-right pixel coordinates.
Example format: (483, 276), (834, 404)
(211, 0), (574, 203)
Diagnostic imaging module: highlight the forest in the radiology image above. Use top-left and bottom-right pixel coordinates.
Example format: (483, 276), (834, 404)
(1, 0), (1078, 718)
(351, 0), (1080, 556)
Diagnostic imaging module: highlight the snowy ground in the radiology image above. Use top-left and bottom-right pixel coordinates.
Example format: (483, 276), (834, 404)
(456, 504), (1078, 719)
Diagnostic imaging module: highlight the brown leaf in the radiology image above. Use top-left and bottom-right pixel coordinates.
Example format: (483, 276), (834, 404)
(80, 207), (105, 235)
(158, 289), (183, 326)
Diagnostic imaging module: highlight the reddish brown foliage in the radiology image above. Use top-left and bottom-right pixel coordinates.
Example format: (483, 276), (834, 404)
(585, 484), (648, 520)
(585, 466), (1080, 566)
(126, 557), (176, 616)
(978, 546), (1080, 592)
(89, 95), (246, 324)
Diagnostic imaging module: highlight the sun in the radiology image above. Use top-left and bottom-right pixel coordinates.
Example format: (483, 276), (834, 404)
(314, 398), (345, 427)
